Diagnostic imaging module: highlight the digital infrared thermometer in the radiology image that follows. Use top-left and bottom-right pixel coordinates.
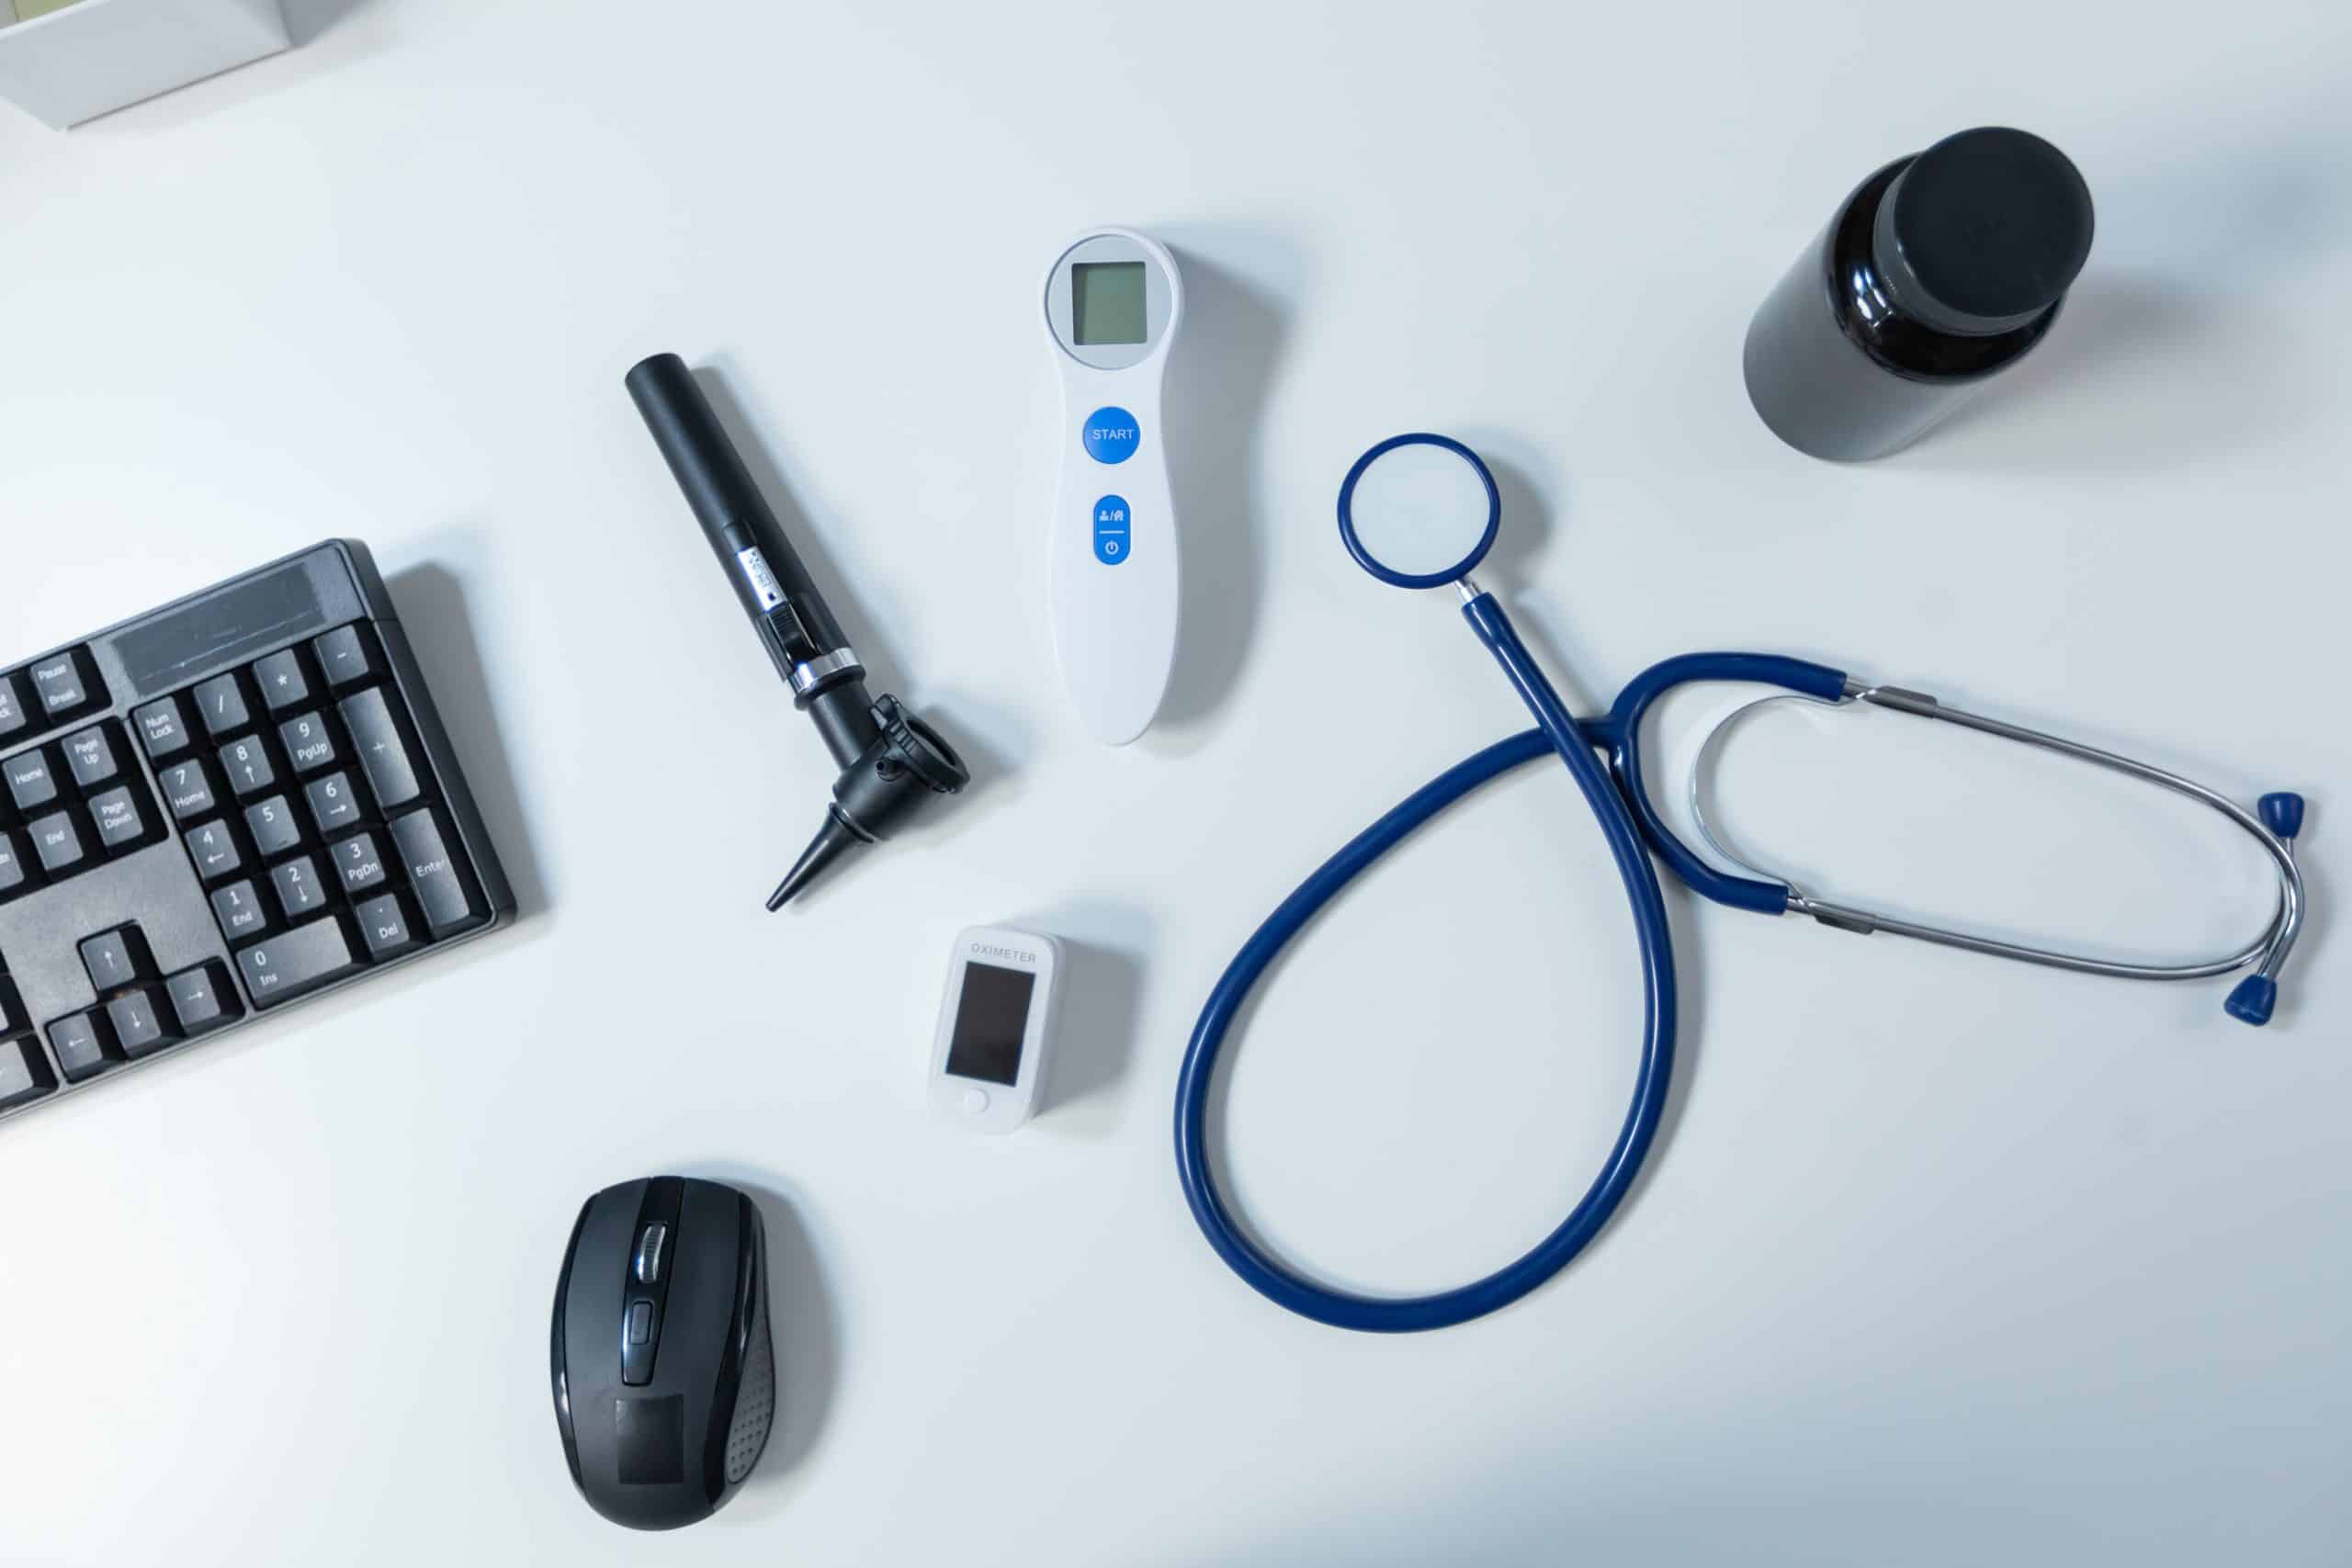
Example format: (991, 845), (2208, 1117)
(1043, 229), (1183, 745)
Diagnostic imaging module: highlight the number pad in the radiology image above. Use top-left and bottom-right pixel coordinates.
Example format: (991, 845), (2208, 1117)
(162, 641), (477, 983)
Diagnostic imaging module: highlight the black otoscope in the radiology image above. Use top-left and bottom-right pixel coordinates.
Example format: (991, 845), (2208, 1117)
(626, 352), (970, 908)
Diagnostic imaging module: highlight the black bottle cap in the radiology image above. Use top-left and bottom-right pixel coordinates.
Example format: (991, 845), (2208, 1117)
(1871, 127), (2094, 336)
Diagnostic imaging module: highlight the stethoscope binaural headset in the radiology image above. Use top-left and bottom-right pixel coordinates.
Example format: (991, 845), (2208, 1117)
(1174, 433), (2309, 1334)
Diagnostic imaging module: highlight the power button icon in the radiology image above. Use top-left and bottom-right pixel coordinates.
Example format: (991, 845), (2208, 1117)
(1091, 496), (1131, 566)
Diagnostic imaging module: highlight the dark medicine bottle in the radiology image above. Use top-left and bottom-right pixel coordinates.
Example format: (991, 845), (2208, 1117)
(1744, 127), (2095, 461)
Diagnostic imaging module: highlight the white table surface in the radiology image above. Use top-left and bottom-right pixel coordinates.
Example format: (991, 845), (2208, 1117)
(3, 2), (2347, 1562)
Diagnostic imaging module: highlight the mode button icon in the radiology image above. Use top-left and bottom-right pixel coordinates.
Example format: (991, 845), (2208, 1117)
(1091, 495), (1131, 566)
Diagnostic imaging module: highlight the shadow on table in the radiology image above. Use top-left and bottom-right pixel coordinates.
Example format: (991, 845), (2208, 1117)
(277, 0), (385, 44)
(385, 563), (550, 921)
(676, 1168), (839, 1510)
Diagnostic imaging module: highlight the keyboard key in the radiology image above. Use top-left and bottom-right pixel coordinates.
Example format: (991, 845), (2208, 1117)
(3, 1035), (59, 1108)
(185, 819), (243, 881)
(0, 976), (26, 1037)
(28, 810), (85, 874)
(0, 673), (27, 740)
(244, 795), (303, 859)
(333, 831), (389, 894)
(105, 989), (175, 1058)
(339, 688), (422, 810)
(50, 1013), (119, 1082)
(238, 917), (358, 1007)
(159, 759), (218, 821)
(253, 649), (311, 714)
(4, 750), (59, 812)
(193, 673), (252, 738)
(219, 737), (276, 797)
(211, 880), (269, 942)
(354, 891), (422, 960)
(279, 711), (338, 774)
(165, 964), (236, 1033)
(313, 624), (379, 690)
(0, 831), (28, 897)
(28, 652), (91, 717)
(390, 808), (480, 937)
(133, 697), (193, 760)
(304, 771), (364, 835)
(89, 786), (146, 852)
(271, 856), (328, 919)
(62, 726), (119, 787)
(79, 929), (144, 992)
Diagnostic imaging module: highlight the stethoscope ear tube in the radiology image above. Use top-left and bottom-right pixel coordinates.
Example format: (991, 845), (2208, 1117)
(1172, 591), (1679, 1333)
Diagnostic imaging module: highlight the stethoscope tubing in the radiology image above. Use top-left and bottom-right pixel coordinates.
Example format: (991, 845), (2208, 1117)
(1176, 598), (2305, 1330)
(1172, 591), (1679, 1333)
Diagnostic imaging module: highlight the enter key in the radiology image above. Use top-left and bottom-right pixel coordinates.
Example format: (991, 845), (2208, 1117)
(389, 807), (483, 939)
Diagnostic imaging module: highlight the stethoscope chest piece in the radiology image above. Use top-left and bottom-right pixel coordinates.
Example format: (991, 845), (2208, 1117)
(1337, 433), (1501, 589)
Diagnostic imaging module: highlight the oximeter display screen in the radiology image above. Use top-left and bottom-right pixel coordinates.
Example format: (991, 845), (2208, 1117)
(1072, 261), (1147, 345)
(946, 963), (1035, 1086)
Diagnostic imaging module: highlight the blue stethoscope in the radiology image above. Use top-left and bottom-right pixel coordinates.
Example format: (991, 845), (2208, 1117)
(1174, 433), (2308, 1335)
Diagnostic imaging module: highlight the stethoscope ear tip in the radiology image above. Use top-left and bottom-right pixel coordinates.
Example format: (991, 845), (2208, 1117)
(2224, 975), (2278, 1027)
(2260, 792), (2306, 841)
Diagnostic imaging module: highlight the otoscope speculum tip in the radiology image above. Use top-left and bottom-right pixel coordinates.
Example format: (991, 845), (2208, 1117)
(767, 810), (868, 910)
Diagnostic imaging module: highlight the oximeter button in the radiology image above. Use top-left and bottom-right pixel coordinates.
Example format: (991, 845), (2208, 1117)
(961, 1089), (990, 1114)
(1092, 496), (1131, 565)
(1081, 407), (1139, 464)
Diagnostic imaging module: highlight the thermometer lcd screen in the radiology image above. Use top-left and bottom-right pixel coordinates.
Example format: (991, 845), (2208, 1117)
(1071, 261), (1148, 345)
(945, 962), (1036, 1086)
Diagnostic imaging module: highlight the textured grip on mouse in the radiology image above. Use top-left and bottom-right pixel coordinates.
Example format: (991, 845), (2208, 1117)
(725, 1310), (776, 1483)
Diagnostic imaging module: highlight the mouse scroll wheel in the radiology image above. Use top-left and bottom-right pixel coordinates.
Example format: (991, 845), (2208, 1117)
(634, 1222), (668, 1285)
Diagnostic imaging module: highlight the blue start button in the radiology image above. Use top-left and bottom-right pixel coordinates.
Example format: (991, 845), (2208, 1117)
(1082, 407), (1140, 464)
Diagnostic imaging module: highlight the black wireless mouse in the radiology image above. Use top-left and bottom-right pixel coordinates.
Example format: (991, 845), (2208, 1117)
(551, 1177), (777, 1529)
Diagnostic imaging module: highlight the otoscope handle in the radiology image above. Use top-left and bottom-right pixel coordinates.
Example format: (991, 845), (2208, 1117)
(625, 352), (856, 670)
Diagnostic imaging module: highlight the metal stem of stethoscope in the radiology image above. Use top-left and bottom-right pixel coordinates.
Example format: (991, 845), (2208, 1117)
(1685, 682), (2305, 985)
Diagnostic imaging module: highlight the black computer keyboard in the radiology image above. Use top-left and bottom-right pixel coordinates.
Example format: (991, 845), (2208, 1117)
(0, 542), (514, 1124)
